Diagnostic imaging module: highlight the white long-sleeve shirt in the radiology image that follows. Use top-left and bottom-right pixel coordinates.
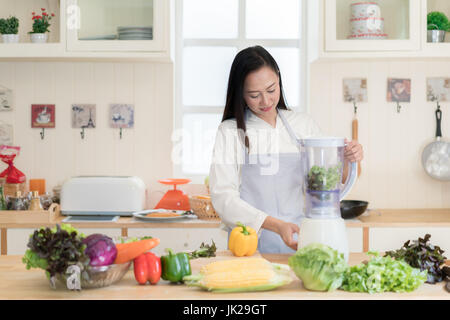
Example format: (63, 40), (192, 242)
(209, 108), (323, 234)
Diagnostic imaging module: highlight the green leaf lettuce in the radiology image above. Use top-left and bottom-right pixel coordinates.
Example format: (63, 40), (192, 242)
(288, 243), (348, 291)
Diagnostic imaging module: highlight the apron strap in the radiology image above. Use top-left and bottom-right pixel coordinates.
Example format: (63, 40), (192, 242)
(278, 110), (302, 148)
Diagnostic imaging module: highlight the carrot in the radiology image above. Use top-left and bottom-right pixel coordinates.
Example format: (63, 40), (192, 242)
(114, 238), (160, 264)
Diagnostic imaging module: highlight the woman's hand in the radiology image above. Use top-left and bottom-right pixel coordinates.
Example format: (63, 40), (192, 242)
(262, 216), (299, 251)
(277, 221), (300, 251)
(344, 139), (363, 162)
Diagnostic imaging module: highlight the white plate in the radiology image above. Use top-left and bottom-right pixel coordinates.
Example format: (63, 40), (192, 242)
(132, 209), (196, 222)
(79, 35), (117, 40)
(118, 30), (153, 35)
(117, 26), (153, 32)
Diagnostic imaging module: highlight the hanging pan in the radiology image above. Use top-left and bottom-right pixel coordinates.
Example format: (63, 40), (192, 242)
(421, 103), (450, 181)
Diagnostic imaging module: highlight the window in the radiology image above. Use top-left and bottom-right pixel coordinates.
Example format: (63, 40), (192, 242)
(174, 0), (307, 182)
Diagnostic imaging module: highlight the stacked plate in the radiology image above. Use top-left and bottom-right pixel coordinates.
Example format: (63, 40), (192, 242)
(117, 26), (153, 40)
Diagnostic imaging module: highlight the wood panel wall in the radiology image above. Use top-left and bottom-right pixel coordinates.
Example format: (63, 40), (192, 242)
(0, 61), (174, 207)
(310, 59), (450, 209)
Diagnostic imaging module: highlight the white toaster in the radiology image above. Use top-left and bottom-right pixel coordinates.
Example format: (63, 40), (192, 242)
(60, 176), (146, 216)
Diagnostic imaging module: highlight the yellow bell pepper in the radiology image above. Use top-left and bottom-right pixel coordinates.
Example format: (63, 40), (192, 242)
(228, 222), (258, 257)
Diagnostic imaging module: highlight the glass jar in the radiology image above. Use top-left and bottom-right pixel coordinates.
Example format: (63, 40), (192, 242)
(9, 191), (28, 210)
(40, 192), (53, 210)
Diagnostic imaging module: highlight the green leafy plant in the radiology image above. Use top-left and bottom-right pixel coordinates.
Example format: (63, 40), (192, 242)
(307, 163), (342, 191)
(341, 251), (427, 294)
(427, 11), (450, 31)
(384, 234), (447, 284)
(29, 8), (55, 34)
(0, 16), (19, 35)
(22, 224), (89, 279)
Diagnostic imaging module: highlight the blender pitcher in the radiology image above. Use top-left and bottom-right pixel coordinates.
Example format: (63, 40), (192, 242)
(298, 137), (358, 261)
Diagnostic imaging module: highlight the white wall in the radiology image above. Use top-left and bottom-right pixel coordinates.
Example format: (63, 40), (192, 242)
(0, 61), (183, 207)
(309, 59), (450, 209)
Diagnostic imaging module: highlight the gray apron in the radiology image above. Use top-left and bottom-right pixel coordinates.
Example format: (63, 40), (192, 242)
(238, 110), (305, 254)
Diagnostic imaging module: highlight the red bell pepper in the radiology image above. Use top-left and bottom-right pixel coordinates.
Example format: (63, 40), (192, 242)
(133, 252), (162, 285)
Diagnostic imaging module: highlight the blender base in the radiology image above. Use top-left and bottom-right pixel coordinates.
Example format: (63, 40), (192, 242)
(298, 217), (349, 262)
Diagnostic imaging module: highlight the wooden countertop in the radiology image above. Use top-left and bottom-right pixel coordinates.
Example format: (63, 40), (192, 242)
(1, 207), (450, 229)
(1, 251), (448, 300)
(358, 208), (450, 227)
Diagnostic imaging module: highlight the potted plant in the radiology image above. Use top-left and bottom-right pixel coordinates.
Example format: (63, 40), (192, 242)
(29, 8), (55, 43)
(427, 11), (450, 43)
(0, 16), (19, 43)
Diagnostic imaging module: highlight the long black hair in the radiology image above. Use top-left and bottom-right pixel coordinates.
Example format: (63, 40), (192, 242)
(222, 46), (289, 149)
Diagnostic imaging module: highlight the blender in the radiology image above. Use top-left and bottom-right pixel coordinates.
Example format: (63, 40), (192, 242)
(297, 137), (358, 262)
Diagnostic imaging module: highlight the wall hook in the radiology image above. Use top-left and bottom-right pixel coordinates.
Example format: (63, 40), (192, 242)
(353, 100), (358, 115)
(119, 127), (123, 139)
(80, 127), (85, 139)
(396, 101), (401, 113)
(40, 128), (45, 140)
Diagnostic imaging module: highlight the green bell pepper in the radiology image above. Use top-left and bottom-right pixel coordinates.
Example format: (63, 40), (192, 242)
(161, 248), (192, 283)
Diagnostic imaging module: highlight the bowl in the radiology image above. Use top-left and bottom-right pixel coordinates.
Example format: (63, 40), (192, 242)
(340, 200), (369, 219)
(56, 261), (131, 289)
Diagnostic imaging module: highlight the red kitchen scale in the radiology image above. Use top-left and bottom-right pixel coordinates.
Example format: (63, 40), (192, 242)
(154, 179), (191, 211)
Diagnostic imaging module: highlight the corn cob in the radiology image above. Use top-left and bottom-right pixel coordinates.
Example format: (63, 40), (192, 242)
(183, 257), (293, 292)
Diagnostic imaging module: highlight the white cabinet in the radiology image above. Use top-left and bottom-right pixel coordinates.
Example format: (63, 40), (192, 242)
(369, 227), (450, 253)
(66, 0), (169, 54)
(347, 228), (363, 253)
(324, 0), (421, 52)
(0, 0), (171, 59)
(317, 0), (450, 58)
(6, 228), (122, 255)
(128, 228), (229, 256)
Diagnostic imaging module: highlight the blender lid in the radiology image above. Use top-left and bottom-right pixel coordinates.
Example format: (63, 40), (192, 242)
(301, 137), (345, 147)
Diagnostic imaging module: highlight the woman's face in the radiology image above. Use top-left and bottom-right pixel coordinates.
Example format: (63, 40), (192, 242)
(243, 66), (280, 121)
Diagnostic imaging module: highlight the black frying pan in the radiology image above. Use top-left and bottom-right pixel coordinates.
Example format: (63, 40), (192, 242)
(340, 200), (368, 219)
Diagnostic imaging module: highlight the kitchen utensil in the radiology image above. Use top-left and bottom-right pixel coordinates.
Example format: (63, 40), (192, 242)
(421, 104), (450, 181)
(155, 179), (191, 211)
(132, 209), (195, 222)
(352, 109), (362, 177)
(340, 200), (368, 219)
(298, 137), (358, 262)
(55, 261), (131, 289)
(60, 176), (146, 216)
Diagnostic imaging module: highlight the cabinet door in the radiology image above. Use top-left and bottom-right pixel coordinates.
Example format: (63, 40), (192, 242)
(325, 0), (421, 52)
(7, 228), (121, 255)
(66, 0), (168, 52)
(369, 227), (450, 253)
(128, 228), (228, 256)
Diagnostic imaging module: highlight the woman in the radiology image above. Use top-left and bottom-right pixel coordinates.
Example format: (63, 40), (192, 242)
(209, 46), (363, 254)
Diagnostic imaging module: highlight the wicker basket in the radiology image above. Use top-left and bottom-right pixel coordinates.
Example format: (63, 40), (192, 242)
(189, 195), (219, 220)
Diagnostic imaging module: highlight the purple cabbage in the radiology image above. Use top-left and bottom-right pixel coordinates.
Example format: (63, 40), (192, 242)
(83, 234), (117, 266)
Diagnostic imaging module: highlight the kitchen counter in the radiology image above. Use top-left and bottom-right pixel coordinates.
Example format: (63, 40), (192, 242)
(3, 207), (450, 229)
(1, 207), (450, 255)
(0, 251), (448, 300)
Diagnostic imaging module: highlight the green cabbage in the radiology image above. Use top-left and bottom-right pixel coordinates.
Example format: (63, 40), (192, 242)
(288, 243), (348, 291)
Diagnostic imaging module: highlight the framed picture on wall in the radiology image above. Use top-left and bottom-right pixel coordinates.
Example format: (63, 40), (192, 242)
(343, 78), (368, 102)
(387, 78), (411, 103)
(72, 104), (96, 128)
(31, 104), (56, 128)
(0, 86), (13, 111)
(427, 78), (450, 102)
(109, 104), (134, 128)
